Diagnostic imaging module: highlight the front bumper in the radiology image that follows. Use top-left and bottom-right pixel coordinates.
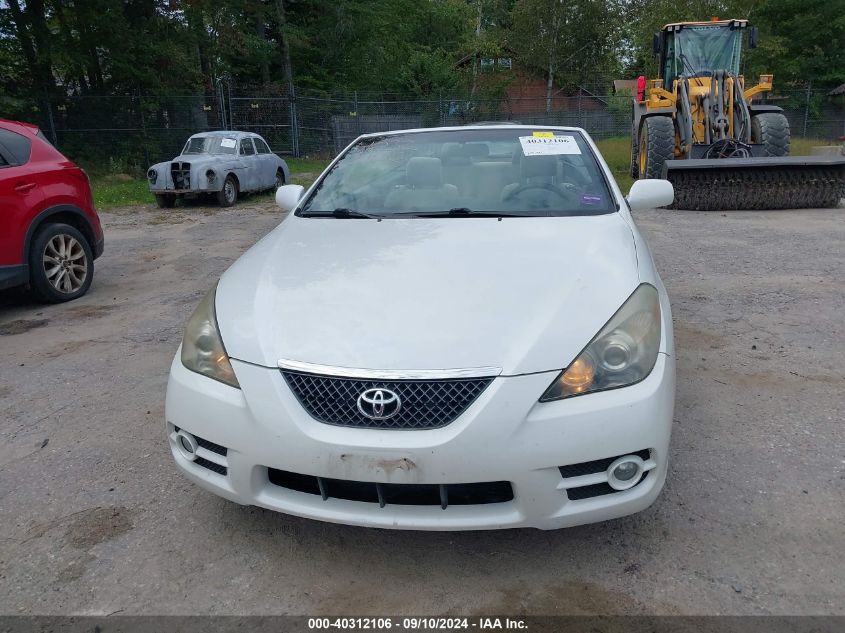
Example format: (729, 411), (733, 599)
(165, 352), (675, 530)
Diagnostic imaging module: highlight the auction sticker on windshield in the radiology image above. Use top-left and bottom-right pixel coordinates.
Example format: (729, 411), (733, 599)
(519, 134), (580, 156)
(220, 138), (237, 148)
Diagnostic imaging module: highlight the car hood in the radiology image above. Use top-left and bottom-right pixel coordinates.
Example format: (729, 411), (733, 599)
(216, 213), (640, 376)
(158, 154), (237, 168)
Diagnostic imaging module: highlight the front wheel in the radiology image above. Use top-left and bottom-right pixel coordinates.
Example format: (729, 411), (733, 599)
(155, 193), (176, 208)
(29, 223), (94, 303)
(638, 116), (675, 179)
(751, 113), (790, 157)
(217, 175), (238, 207)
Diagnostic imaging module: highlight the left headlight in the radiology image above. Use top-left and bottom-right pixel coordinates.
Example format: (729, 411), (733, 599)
(147, 168), (157, 183)
(540, 284), (661, 401)
(180, 284), (240, 389)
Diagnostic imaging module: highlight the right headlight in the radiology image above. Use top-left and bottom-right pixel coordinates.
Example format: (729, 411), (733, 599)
(180, 283), (240, 389)
(540, 284), (661, 401)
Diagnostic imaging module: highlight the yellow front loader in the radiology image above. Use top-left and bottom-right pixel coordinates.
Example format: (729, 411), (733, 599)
(630, 18), (844, 210)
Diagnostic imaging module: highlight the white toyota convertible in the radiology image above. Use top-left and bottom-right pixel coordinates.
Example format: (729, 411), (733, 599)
(166, 125), (676, 530)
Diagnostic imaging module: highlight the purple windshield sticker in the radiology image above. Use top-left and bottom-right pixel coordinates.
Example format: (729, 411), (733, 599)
(581, 194), (602, 206)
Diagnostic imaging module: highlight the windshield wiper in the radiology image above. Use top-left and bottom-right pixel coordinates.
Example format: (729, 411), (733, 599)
(302, 208), (380, 219)
(411, 208), (522, 218)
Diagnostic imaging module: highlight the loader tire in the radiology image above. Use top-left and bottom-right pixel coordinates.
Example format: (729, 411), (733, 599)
(630, 128), (640, 178)
(638, 116), (675, 179)
(751, 112), (790, 157)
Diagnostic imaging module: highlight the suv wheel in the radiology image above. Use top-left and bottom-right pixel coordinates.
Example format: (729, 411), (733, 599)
(29, 223), (94, 303)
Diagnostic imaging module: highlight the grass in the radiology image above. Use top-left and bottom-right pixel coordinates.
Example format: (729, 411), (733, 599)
(595, 137), (635, 193)
(91, 175), (152, 209)
(88, 138), (833, 210)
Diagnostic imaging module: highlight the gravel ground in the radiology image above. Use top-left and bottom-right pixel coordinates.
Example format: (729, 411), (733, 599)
(0, 198), (842, 616)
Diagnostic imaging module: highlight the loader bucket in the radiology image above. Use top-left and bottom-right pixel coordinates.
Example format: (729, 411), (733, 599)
(662, 155), (845, 211)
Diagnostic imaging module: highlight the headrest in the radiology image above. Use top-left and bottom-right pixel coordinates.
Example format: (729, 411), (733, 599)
(407, 156), (443, 188)
(521, 155), (557, 179)
(465, 143), (490, 159)
(440, 142), (470, 165)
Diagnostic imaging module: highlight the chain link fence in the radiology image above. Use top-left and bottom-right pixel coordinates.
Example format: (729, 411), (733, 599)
(29, 82), (845, 171)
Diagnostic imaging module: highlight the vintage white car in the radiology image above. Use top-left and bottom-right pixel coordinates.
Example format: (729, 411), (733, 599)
(147, 131), (289, 208)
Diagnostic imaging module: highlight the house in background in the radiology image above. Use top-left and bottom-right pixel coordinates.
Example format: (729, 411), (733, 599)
(454, 51), (611, 117)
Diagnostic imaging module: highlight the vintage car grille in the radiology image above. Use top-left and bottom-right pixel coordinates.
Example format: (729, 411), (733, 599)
(281, 371), (494, 430)
(171, 161), (191, 189)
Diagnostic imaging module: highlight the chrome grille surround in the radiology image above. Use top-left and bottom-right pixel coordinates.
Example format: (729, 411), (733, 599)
(281, 370), (495, 430)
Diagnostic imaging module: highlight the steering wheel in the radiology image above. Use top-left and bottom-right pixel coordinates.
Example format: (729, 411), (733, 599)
(502, 183), (578, 205)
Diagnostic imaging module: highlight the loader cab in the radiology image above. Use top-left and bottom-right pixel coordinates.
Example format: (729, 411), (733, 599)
(654, 19), (753, 89)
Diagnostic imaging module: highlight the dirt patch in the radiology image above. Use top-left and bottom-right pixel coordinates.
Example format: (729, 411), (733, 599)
(63, 506), (134, 550)
(40, 340), (90, 359)
(473, 582), (673, 616)
(65, 304), (118, 319)
(674, 322), (727, 350)
(0, 318), (50, 336)
(148, 213), (196, 225)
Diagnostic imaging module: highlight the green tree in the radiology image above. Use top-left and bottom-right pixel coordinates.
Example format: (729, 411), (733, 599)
(510, 0), (621, 112)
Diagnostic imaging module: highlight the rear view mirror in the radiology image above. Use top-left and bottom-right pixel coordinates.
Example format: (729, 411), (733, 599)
(627, 179), (674, 211)
(748, 26), (759, 49)
(276, 184), (305, 212)
(653, 32), (664, 56)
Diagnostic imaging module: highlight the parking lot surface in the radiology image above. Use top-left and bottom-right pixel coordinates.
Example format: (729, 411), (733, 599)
(1, 200), (843, 615)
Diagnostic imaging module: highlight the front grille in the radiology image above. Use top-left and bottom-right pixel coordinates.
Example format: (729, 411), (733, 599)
(558, 449), (651, 479)
(171, 161), (191, 189)
(195, 456), (227, 476)
(567, 472), (649, 500)
(174, 426), (228, 475)
(268, 468), (513, 507)
(281, 371), (493, 429)
(559, 449), (652, 500)
(195, 436), (227, 456)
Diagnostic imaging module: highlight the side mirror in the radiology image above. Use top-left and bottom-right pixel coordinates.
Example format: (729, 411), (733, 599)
(626, 179), (674, 211)
(275, 184), (305, 211)
(748, 26), (759, 49)
(652, 32), (664, 56)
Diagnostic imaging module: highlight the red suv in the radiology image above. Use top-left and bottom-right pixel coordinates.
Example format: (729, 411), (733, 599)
(0, 119), (103, 302)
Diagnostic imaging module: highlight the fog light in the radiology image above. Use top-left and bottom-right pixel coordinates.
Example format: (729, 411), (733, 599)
(613, 462), (638, 481)
(606, 455), (645, 491)
(175, 430), (199, 461)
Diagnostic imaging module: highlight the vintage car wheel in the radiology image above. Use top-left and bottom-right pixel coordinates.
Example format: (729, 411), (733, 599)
(29, 223), (94, 303)
(275, 170), (286, 189)
(218, 175), (238, 207)
(155, 194), (176, 208)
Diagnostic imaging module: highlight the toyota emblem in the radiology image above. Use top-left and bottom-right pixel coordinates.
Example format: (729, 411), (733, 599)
(357, 388), (402, 420)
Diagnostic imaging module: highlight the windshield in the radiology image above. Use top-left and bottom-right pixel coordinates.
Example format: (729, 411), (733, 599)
(664, 25), (742, 84)
(182, 136), (238, 155)
(299, 129), (615, 217)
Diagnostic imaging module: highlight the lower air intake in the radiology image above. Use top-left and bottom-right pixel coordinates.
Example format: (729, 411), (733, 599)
(267, 468), (513, 508)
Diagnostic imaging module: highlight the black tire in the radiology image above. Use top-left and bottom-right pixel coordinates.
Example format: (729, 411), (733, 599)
(638, 116), (675, 179)
(274, 169), (285, 189)
(155, 194), (176, 208)
(751, 112), (790, 157)
(217, 175), (238, 207)
(28, 223), (94, 303)
(630, 111), (640, 178)
(630, 134), (640, 178)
